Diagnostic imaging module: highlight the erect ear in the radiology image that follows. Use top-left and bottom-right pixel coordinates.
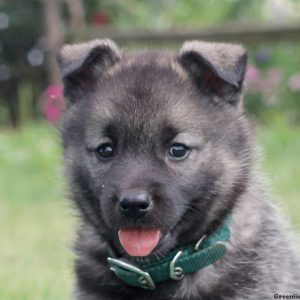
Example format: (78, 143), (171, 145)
(57, 39), (121, 102)
(178, 41), (247, 106)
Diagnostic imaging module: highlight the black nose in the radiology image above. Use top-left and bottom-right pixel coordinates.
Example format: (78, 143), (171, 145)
(119, 191), (150, 219)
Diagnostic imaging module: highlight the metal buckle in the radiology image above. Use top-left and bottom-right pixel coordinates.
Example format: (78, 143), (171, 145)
(169, 251), (184, 280)
(107, 257), (156, 290)
(194, 235), (206, 251)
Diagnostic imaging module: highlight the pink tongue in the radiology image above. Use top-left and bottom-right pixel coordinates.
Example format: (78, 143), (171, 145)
(118, 229), (160, 257)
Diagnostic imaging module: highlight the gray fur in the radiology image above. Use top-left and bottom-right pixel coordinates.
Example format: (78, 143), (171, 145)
(58, 39), (300, 300)
(180, 40), (247, 87)
(58, 39), (121, 78)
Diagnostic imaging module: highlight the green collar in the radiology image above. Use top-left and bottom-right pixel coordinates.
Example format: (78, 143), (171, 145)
(107, 216), (231, 290)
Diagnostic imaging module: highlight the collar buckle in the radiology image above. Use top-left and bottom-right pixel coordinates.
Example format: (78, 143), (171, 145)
(107, 257), (156, 290)
(169, 250), (184, 280)
(194, 235), (206, 251)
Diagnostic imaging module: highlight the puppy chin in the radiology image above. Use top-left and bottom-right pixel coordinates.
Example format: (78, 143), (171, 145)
(135, 232), (177, 262)
(153, 231), (177, 255)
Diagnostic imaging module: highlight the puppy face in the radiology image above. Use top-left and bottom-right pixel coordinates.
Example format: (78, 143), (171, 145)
(59, 40), (252, 259)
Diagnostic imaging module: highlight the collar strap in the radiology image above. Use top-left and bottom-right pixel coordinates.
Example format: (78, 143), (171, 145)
(107, 216), (231, 290)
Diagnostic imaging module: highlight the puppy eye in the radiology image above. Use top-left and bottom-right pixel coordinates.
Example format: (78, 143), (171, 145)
(168, 143), (189, 160)
(95, 143), (114, 160)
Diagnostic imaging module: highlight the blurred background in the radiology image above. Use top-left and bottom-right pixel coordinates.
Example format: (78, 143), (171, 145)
(0, 0), (299, 299)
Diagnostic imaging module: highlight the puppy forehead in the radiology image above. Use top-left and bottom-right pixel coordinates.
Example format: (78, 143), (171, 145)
(87, 55), (202, 136)
(107, 50), (188, 79)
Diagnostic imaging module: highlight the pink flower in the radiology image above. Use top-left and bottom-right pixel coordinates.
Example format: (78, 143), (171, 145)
(266, 68), (282, 85)
(45, 106), (61, 123)
(245, 66), (283, 106)
(41, 85), (64, 124)
(246, 65), (261, 83)
(288, 73), (300, 92)
(258, 68), (282, 106)
(44, 85), (63, 99)
(245, 65), (261, 91)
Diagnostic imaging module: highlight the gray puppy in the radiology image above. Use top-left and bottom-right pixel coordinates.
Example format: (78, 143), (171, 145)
(58, 39), (300, 300)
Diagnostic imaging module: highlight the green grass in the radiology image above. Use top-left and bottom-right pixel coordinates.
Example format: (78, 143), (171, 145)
(256, 119), (300, 232)
(0, 124), (74, 300)
(0, 120), (299, 299)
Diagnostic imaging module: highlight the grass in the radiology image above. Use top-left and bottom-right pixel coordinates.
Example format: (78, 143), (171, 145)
(0, 124), (74, 300)
(256, 119), (300, 232)
(0, 120), (299, 299)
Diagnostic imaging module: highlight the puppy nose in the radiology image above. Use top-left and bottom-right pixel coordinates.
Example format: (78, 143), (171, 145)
(119, 191), (150, 218)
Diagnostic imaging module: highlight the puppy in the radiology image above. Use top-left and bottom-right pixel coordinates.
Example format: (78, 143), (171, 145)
(57, 39), (300, 300)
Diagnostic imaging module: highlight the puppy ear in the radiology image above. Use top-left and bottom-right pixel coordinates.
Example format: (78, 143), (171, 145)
(57, 39), (121, 102)
(178, 41), (247, 106)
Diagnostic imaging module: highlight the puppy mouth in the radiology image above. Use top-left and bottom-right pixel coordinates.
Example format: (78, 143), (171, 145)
(118, 228), (161, 257)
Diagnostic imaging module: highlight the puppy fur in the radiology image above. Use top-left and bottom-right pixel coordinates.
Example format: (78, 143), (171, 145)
(57, 39), (300, 300)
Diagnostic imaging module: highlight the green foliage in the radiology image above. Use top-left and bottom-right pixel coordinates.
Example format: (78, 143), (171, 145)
(94, 0), (266, 29)
(168, 0), (263, 27)
(245, 42), (300, 124)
